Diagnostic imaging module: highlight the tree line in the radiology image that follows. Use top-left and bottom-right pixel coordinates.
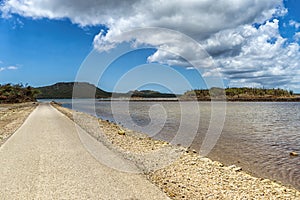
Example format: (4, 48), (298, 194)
(0, 84), (39, 103)
(0, 82), (297, 103)
(182, 87), (294, 100)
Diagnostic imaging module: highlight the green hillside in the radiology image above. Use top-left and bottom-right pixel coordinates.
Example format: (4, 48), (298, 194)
(36, 82), (111, 99)
(36, 82), (178, 99)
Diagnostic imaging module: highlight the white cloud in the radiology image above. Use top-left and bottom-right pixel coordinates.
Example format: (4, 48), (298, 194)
(289, 20), (300, 29)
(0, 65), (19, 72)
(210, 19), (300, 89)
(1, 0), (283, 38)
(92, 0), (284, 51)
(1, 0), (139, 25)
(7, 65), (18, 70)
(2, 0), (299, 90)
(294, 32), (300, 41)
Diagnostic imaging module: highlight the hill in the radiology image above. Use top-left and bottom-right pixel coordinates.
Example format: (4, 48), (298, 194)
(36, 82), (178, 99)
(36, 82), (111, 99)
(123, 90), (177, 98)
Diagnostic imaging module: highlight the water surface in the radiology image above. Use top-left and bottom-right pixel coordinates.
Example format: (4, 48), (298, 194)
(61, 100), (300, 190)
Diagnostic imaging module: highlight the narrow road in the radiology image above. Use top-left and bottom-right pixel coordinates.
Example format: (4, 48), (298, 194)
(0, 103), (169, 199)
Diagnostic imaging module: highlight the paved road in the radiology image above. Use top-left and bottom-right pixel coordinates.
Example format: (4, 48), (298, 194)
(0, 103), (169, 199)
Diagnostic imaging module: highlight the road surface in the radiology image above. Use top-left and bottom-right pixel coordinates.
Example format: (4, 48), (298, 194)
(0, 103), (169, 199)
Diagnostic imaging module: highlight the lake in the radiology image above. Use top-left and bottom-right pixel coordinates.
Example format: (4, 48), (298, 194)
(57, 99), (300, 190)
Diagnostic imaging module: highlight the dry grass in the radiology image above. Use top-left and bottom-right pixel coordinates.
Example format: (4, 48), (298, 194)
(0, 102), (38, 146)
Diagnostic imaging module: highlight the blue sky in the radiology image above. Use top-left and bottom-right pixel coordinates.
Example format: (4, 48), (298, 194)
(0, 16), (103, 85)
(0, 0), (300, 93)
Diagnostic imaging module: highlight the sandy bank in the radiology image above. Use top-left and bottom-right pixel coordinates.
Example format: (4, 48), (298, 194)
(0, 102), (38, 146)
(52, 102), (300, 199)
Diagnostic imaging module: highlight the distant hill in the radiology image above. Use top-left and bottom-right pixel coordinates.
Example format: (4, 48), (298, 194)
(123, 90), (177, 98)
(36, 82), (177, 99)
(36, 82), (111, 99)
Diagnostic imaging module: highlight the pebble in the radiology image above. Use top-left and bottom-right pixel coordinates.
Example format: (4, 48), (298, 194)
(213, 161), (224, 167)
(261, 179), (270, 183)
(118, 129), (125, 135)
(233, 167), (242, 172)
(290, 152), (298, 156)
(227, 165), (237, 169)
(199, 158), (211, 163)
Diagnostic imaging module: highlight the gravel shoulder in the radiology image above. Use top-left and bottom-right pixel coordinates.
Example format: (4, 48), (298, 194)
(0, 102), (38, 146)
(52, 102), (300, 199)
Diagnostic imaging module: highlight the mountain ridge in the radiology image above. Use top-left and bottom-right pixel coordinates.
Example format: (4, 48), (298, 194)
(36, 82), (177, 99)
(36, 82), (111, 99)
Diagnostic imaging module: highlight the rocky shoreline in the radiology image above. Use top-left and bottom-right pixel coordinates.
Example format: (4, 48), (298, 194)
(0, 102), (37, 146)
(51, 102), (300, 199)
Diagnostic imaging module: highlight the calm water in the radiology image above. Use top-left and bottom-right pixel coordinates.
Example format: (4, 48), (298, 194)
(60, 100), (300, 190)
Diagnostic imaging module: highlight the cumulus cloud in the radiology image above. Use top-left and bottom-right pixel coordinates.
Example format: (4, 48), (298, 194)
(1, 0), (139, 25)
(1, 0), (299, 90)
(201, 19), (300, 88)
(92, 0), (284, 51)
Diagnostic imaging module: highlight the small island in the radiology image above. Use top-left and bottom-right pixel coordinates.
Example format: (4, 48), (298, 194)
(181, 87), (300, 101)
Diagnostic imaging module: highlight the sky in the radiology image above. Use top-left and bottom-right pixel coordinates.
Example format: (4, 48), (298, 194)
(0, 0), (300, 94)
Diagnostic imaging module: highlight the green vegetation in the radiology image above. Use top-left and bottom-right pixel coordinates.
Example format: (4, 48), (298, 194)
(35, 82), (299, 101)
(0, 84), (39, 103)
(225, 87), (292, 97)
(182, 87), (297, 101)
(126, 90), (177, 98)
(36, 82), (111, 99)
(182, 87), (225, 100)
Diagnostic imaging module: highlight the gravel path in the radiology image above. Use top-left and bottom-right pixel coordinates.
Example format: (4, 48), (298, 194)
(0, 103), (170, 199)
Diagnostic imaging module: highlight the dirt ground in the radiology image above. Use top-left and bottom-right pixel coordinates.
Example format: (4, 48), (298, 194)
(0, 102), (38, 146)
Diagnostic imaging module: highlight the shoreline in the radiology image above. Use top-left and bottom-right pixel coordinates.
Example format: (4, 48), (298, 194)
(51, 102), (300, 199)
(38, 97), (300, 102)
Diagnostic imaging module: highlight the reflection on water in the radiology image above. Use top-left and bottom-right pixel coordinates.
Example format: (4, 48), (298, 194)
(61, 99), (300, 190)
